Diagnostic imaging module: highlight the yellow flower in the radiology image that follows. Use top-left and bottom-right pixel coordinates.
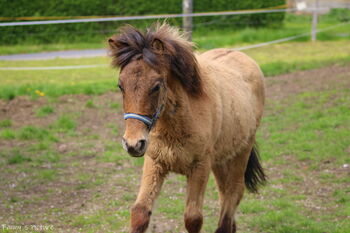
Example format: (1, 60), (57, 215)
(35, 90), (45, 97)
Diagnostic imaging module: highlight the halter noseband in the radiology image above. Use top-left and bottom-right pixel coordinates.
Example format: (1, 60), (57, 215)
(124, 104), (164, 130)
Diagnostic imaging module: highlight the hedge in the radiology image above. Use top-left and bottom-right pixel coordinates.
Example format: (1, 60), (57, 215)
(0, 0), (285, 45)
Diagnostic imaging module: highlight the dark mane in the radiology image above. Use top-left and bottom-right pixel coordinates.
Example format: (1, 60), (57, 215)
(108, 23), (202, 96)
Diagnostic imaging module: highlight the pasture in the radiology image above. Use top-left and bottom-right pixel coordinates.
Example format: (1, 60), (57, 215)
(0, 39), (349, 232)
(1, 41), (350, 100)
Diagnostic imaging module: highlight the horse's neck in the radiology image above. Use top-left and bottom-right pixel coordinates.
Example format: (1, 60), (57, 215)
(153, 86), (192, 139)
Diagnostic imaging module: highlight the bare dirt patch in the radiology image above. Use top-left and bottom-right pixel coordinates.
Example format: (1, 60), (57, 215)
(265, 64), (350, 101)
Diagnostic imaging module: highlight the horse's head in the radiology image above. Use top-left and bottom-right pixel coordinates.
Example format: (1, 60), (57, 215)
(108, 23), (202, 157)
(116, 59), (167, 157)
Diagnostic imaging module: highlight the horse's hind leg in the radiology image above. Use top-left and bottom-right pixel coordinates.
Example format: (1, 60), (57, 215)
(212, 148), (251, 233)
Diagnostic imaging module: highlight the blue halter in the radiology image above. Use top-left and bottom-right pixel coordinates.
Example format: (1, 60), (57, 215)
(124, 104), (164, 130)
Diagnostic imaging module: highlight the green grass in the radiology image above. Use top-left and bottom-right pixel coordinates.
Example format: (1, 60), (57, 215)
(37, 169), (57, 181)
(52, 115), (77, 132)
(0, 42), (105, 55)
(85, 99), (95, 108)
(0, 57), (117, 100)
(257, 88), (350, 165)
(1, 40), (349, 99)
(7, 151), (32, 165)
(36, 105), (55, 117)
(0, 129), (16, 139)
(0, 119), (12, 128)
(0, 116), (79, 142)
(246, 41), (350, 76)
(109, 102), (121, 109)
(18, 126), (51, 140)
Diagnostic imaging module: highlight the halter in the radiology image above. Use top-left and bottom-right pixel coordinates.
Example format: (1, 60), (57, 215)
(124, 104), (164, 130)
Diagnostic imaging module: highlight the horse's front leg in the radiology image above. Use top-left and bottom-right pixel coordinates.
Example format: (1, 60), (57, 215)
(184, 160), (210, 233)
(130, 156), (166, 233)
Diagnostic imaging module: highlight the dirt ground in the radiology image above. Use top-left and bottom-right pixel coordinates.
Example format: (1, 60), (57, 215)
(0, 64), (349, 232)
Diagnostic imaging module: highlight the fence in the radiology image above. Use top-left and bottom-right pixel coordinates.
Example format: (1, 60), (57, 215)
(0, 8), (292, 27)
(0, 4), (349, 69)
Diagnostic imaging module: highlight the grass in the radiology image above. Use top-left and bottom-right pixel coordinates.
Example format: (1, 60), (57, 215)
(0, 57), (116, 100)
(7, 152), (32, 165)
(0, 42), (105, 55)
(18, 126), (51, 140)
(109, 102), (121, 109)
(1, 40), (349, 100)
(85, 99), (95, 108)
(258, 89), (350, 165)
(0, 129), (16, 139)
(0, 115), (78, 142)
(0, 119), (12, 128)
(36, 105), (54, 117)
(52, 115), (77, 132)
(245, 41), (350, 76)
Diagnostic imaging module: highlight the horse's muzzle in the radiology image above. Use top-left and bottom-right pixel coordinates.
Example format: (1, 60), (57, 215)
(122, 137), (147, 157)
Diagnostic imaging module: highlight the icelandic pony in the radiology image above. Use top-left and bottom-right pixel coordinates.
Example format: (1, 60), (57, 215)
(108, 23), (266, 233)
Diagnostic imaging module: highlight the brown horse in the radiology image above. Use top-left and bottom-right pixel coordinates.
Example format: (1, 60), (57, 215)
(108, 23), (266, 233)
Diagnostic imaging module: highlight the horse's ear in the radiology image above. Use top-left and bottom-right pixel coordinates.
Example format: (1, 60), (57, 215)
(152, 38), (165, 53)
(108, 37), (127, 67)
(108, 38), (121, 50)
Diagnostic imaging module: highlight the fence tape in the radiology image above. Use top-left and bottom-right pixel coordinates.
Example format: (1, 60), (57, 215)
(233, 21), (350, 50)
(0, 4), (288, 21)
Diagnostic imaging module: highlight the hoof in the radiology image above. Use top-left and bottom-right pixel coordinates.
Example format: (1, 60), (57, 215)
(130, 204), (151, 233)
(215, 215), (232, 233)
(184, 212), (203, 233)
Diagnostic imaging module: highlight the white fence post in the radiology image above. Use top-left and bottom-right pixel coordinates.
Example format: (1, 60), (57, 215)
(182, 0), (193, 41)
(311, 0), (319, 42)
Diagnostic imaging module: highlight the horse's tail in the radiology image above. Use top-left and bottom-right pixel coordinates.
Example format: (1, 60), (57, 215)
(244, 144), (267, 193)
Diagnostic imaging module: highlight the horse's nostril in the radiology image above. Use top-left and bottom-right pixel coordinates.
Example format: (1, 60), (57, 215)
(122, 137), (128, 151)
(137, 139), (146, 152)
(122, 138), (147, 157)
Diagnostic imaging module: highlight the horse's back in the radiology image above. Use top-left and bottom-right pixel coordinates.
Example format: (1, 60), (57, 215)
(200, 48), (264, 122)
(201, 48), (264, 106)
(197, 48), (265, 160)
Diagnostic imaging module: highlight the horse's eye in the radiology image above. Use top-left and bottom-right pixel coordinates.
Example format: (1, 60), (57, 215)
(150, 84), (160, 94)
(118, 84), (124, 93)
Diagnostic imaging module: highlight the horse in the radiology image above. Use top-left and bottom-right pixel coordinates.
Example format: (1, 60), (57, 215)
(108, 22), (266, 233)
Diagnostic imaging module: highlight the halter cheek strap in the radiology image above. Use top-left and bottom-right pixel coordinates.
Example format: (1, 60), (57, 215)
(124, 104), (164, 130)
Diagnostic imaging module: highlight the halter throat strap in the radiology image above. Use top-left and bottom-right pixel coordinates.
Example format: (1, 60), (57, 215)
(124, 104), (164, 130)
